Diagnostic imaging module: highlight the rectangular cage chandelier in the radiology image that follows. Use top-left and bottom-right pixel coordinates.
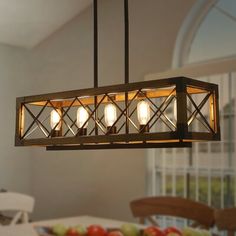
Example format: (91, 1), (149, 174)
(15, 0), (220, 150)
(15, 77), (220, 150)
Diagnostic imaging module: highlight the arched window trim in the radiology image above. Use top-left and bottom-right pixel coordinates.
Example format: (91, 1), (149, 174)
(172, 0), (217, 68)
(172, 0), (236, 69)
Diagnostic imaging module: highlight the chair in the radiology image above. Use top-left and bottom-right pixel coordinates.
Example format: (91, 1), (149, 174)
(215, 208), (236, 236)
(0, 192), (35, 225)
(130, 196), (215, 229)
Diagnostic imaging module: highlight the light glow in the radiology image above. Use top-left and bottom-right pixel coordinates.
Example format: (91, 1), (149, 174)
(77, 107), (89, 128)
(50, 109), (62, 131)
(104, 103), (117, 127)
(137, 100), (150, 125)
(174, 99), (177, 121)
(210, 101), (215, 123)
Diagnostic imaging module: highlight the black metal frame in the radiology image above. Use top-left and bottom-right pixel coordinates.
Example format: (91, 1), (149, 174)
(15, 77), (220, 150)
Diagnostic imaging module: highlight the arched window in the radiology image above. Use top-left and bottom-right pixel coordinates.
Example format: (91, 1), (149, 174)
(188, 0), (236, 64)
(147, 0), (236, 228)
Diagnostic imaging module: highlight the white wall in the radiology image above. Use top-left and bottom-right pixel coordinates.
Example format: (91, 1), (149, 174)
(0, 44), (33, 194)
(28, 0), (195, 221)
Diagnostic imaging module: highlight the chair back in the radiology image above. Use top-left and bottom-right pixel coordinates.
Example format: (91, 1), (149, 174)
(215, 208), (236, 236)
(0, 192), (34, 225)
(130, 196), (215, 228)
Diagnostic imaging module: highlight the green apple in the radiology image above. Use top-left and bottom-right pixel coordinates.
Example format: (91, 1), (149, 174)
(75, 225), (87, 235)
(182, 227), (195, 236)
(200, 230), (211, 236)
(183, 227), (206, 236)
(120, 224), (139, 236)
(52, 224), (68, 236)
(194, 229), (203, 236)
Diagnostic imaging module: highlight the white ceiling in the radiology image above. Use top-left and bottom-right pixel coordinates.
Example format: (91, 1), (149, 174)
(0, 0), (92, 49)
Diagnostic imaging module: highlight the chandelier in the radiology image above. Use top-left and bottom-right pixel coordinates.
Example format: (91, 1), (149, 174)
(15, 0), (220, 150)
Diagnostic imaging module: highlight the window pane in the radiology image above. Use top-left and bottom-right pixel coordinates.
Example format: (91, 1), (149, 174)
(188, 0), (236, 63)
(211, 176), (221, 208)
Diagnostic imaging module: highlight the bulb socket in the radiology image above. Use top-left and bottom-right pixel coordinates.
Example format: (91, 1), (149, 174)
(139, 125), (149, 133)
(77, 128), (87, 136)
(51, 130), (62, 137)
(107, 95), (116, 102)
(138, 91), (146, 99)
(107, 126), (116, 134)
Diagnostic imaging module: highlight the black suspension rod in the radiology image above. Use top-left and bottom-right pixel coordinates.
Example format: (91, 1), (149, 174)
(94, 0), (98, 88)
(124, 0), (129, 84)
(124, 0), (129, 134)
(94, 0), (98, 135)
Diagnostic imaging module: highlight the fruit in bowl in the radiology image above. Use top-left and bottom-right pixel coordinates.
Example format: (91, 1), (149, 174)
(52, 224), (68, 236)
(87, 225), (107, 236)
(108, 230), (125, 236)
(75, 225), (87, 235)
(164, 227), (182, 236)
(120, 223), (139, 236)
(66, 228), (80, 236)
(182, 227), (210, 236)
(143, 226), (164, 236)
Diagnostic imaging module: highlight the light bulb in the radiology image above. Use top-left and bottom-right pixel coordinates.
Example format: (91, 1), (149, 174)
(77, 107), (89, 128)
(137, 100), (150, 125)
(50, 109), (62, 131)
(104, 103), (117, 127)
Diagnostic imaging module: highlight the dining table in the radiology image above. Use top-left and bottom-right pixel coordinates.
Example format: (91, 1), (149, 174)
(0, 215), (144, 236)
